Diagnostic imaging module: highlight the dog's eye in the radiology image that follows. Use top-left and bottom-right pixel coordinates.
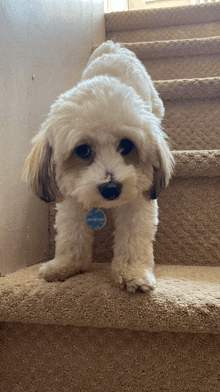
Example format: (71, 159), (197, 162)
(118, 139), (134, 156)
(75, 144), (92, 159)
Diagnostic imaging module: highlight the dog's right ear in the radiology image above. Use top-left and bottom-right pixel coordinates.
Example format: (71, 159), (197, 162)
(22, 132), (61, 203)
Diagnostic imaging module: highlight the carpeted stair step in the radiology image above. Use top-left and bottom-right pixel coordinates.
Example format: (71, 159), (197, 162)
(123, 37), (220, 80)
(1, 262), (220, 391)
(106, 2), (220, 43)
(156, 77), (220, 150)
(1, 262), (220, 331)
(155, 149), (220, 267)
(1, 261), (220, 392)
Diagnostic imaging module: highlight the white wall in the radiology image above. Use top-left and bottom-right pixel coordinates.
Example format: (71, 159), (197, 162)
(0, 0), (105, 275)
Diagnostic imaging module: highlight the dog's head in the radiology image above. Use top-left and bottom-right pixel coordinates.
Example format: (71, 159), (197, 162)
(23, 76), (174, 209)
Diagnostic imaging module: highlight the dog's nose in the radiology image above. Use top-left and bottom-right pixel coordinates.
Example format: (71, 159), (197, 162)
(98, 181), (122, 200)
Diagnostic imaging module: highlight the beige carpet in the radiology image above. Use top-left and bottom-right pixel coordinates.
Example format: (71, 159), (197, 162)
(1, 262), (220, 332)
(105, 2), (220, 32)
(106, 2), (220, 42)
(124, 37), (220, 60)
(2, 323), (220, 392)
(1, 262), (220, 391)
(126, 37), (220, 80)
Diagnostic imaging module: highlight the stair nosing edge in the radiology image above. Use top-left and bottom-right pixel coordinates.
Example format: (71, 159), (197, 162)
(123, 36), (220, 59)
(154, 77), (220, 100)
(172, 150), (220, 178)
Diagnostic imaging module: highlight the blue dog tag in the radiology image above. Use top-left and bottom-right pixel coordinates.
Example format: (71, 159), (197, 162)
(86, 208), (106, 230)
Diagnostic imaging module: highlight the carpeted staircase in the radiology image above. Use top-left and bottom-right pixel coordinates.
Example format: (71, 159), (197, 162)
(1, 2), (220, 391)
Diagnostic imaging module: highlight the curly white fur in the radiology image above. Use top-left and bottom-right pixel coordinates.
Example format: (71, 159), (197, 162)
(23, 41), (174, 293)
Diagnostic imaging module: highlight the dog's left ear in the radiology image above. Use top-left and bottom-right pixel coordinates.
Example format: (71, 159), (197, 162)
(149, 140), (174, 200)
(150, 159), (166, 200)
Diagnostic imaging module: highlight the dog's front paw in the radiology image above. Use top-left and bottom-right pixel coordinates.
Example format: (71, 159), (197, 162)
(124, 271), (157, 294)
(39, 255), (91, 282)
(112, 265), (157, 294)
(39, 258), (82, 282)
(39, 260), (65, 282)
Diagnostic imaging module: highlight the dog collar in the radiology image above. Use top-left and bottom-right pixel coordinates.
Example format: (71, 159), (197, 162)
(86, 208), (106, 230)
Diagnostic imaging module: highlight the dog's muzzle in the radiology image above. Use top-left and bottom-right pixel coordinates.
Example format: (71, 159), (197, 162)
(98, 180), (122, 201)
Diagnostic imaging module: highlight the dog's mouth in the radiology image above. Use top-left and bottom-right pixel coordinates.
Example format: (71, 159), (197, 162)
(98, 180), (122, 201)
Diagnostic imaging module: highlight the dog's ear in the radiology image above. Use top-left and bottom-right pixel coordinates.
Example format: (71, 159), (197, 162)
(23, 133), (61, 203)
(150, 162), (166, 200)
(149, 140), (174, 200)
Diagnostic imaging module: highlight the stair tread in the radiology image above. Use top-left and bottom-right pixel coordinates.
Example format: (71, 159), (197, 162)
(1, 263), (220, 334)
(123, 36), (220, 59)
(154, 76), (220, 100)
(105, 2), (220, 33)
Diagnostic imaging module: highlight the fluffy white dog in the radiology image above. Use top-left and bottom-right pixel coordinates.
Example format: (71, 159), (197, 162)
(23, 41), (174, 293)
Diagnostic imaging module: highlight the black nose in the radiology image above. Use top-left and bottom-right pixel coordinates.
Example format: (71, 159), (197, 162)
(98, 181), (122, 200)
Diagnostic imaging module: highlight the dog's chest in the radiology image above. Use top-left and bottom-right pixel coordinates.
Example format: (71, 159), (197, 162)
(92, 208), (114, 263)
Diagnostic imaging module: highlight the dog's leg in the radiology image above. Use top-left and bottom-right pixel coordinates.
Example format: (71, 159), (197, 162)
(39, 197), (93, 281)
(112, 196), (158, 293)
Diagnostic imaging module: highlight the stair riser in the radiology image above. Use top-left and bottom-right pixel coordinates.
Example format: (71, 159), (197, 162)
(143, 53), (220, 81)
(2, 323), (220, 392)
(155, 176), (220, 266)
(107, 22), (220, 43)
(163, 97), (220, 150)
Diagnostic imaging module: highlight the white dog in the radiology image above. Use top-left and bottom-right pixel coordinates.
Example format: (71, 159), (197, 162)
(23, 41), (174, 293)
